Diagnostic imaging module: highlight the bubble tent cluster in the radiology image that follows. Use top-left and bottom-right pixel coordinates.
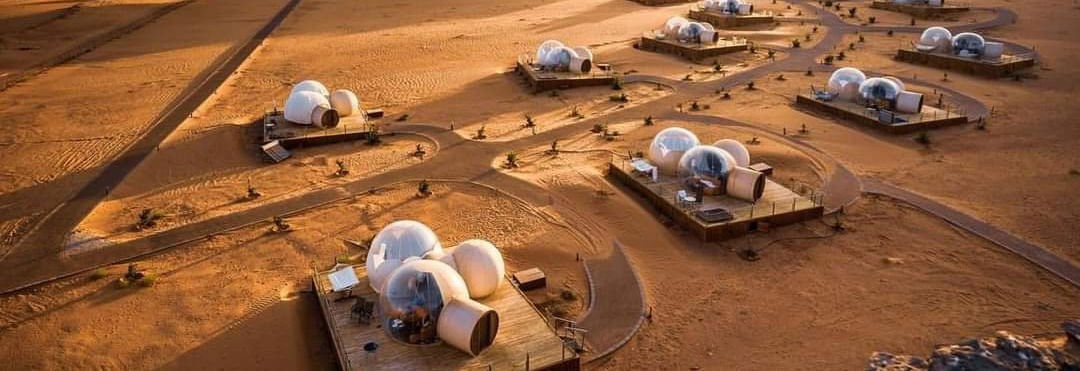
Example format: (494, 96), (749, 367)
(282, 79), (363, 127)
(364, 220), (506, 355)
(534, 40), (593, 74)
(644, 127), (767, 202)
(662, 16), (719, 44)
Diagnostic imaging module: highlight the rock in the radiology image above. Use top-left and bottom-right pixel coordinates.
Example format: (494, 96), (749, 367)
(870, 325), (1080, 371)
(1064, 320), (1080, 342)
(867, 351), (928, 370)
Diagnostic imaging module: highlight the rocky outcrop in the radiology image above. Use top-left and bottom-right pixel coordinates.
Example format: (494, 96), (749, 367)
(868, 322), (1080, 371)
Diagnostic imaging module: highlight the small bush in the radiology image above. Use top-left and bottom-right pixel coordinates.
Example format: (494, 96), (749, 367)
(792, 39), (801, 48)
(644, 116), (654, 126)
(868, 16), (876, 24)
(560, 289), (577, 301)
(139, 275), (157, 287)
(89, 268), (108, 280)
(914, 131), (931, 146)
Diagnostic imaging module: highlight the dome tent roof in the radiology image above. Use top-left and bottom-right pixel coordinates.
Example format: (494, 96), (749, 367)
(649, 127), (701, 173)
(827, 67), (867, 95)
(366, 220), (443, 292)
(678, 145), (736, 180)
(859, 77), (903, 103)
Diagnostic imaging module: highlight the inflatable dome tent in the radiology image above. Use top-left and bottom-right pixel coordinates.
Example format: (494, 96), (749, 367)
(364, 221), (507, 356)
(703, 0), (752, 15)
(283, 79), (365, 127)
(826, 67), (867, 101)
(678, 145), (736, 180)
(649, 127), (701, 174)
(951, 32), (985, 57)
(535, 40), (593, 74)
(662, 17), (719, 44)
(916, 26), (953, 52)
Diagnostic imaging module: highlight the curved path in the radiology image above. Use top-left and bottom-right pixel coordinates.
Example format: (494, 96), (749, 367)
(1, 2), (1076, 364)
(863, 179), (1080, 287)
(578, 241), (648, 362)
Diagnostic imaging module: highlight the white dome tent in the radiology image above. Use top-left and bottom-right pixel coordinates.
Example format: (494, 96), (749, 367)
(712, 139), (750, 167)
(859, 77), (903, 105)
(535, 40), (593, 74)
(952, 32), (986, 58)
(678, 145), (736, 180)
(916, 26), (953, 52)
(329, 89), (360, 117)
(649, 127), (701, 174)
(360, 221), (508, 356)
(284, 90), (340, 127)
(290, 80), (329, 97)
(703, 0), (753, 15)
(661, 16), (719, 44)
(379, 259), (499, 356)
(826, 67), (867, 101)
(366, 220), (444, 293)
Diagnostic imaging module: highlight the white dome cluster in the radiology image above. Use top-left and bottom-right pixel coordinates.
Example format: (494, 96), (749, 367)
(535, 40), (593, 74)
(703, 0), (753, 15)
(662, 17), (719, 44)
(283, 80), (363, 127)
(915, 27), (1002, 60)
(646, 128), (765, 202)
(366, 220), (506, 356)
(825, 68), (925, 114)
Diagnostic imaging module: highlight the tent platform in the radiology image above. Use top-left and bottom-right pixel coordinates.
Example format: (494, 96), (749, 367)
(795, 94), (968, 134)
(262, 111), (381, 150)
(687, 9), (775, 28)
(638, 35), (749, 62)
(628, 0), (695, 6)
(515, 56), (617, 93)
(869, 1), (969, 18)
(608, 161), (824, 242)
(312, 266), (580, 371)
(896, 49), (1036, 77)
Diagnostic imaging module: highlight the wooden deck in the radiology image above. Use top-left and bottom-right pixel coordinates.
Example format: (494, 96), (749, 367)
(609, 161), (824, 241)
(869, 1), (970, 18)
(312, 266), (580, 371)
(638, 34), (749, 62)
(687, 9), (775, 28)
(262, 112), (373, 149)
(515, 56), (616, 92)
(795, 94), (968, 134)
(896, 49), (1035, 77)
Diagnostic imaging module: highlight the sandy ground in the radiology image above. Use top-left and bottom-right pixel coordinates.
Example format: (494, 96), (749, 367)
(0, 181), (589, 368)
(0, 0), (288, 196)
(1, 0), (1079, 369)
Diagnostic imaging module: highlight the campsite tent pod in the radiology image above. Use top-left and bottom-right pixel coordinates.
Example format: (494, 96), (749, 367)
(677, 145), (736, 181)
(380, 259), (499, 356)
(918, 27), (953, 52)
(712, 139), (750, 168)
(284, 91), (340, 127)
(649, 127), (701, 174)
(827, 67), (867, 101)
(952, 32), (986, 57)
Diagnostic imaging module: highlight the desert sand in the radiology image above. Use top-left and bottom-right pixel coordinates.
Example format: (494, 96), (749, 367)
(0, 0), (1078, 369)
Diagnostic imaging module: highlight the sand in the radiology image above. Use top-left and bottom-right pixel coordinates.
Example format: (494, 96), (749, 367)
(0, 0), (1078, 369)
